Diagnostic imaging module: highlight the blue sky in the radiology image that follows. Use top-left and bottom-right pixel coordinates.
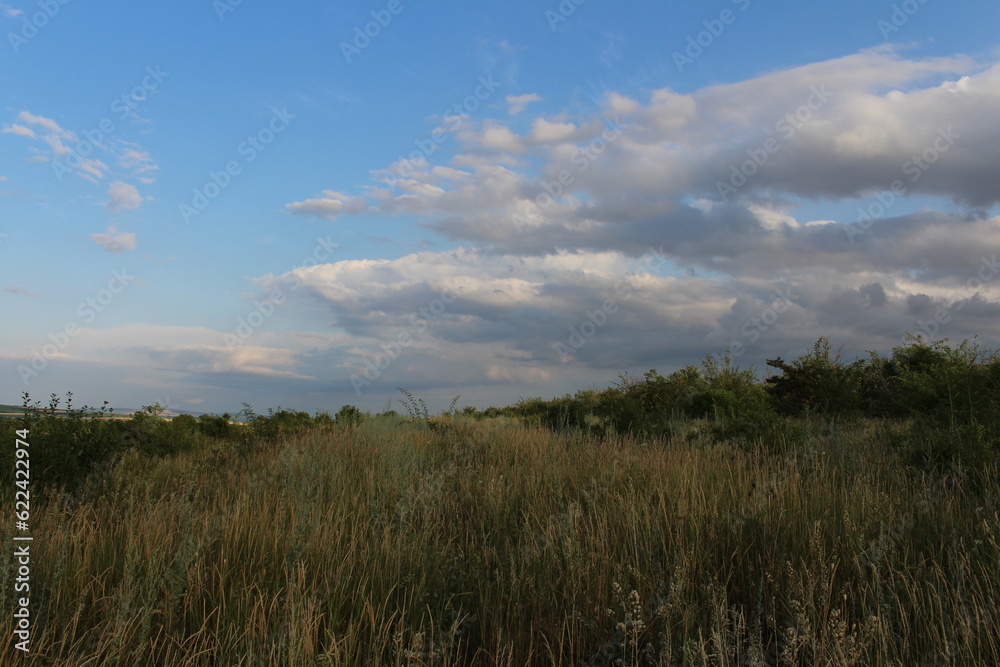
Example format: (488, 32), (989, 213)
(2, 0), (1000, 415)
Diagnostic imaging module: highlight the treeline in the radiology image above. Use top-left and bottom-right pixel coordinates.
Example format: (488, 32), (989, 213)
(497, 337), (1000, 424)
(3, 336), (999, 494)
(479, 337), (1000, 471)
(0, 397), (365, 494)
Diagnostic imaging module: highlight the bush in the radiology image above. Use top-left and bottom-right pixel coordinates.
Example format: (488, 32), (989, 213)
(335, 405), (365, 426)
(890, 337), (1000, 428)
(765, 338), (863, 416)
(197, 413), (233, 439)
(0, 394), (202, 494)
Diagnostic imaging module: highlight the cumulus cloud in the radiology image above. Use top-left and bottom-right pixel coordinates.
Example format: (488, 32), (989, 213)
(106, 181), (143, 212)
(263, 248), (736, 376)
(90, 224), (137, 253)
(257, 49), (1000, 396)
(530, 117), (579, 143)
(336, 49), (1000, 265)
(259, 239), (1000, 398)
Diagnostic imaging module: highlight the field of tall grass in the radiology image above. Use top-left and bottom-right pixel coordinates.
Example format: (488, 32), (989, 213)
(2, 410), (998, 665)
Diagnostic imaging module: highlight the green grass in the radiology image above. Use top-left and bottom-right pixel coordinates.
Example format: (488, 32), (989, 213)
(1, 415), (998, 665)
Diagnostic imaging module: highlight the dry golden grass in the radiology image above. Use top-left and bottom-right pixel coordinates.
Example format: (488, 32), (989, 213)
(2, 417), (998, 665)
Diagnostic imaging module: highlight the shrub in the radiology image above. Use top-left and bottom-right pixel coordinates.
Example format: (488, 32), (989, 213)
(335, 405), (365, 426)
(765, 337), (862, 416)
(890, 337), (1000, 428)
(197, 413), (233, 439)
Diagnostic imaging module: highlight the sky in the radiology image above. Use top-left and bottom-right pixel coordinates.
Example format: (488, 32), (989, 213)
(2, 0), (1000, 416)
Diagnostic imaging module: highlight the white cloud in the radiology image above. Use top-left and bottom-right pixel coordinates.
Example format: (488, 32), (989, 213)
(144, 345), (314, 380)
(4, 110), (113, 182)
(285, 190), (367, 219)
(76, 158), (110, 182)
(267, 49), (1000, 396)
(117, 147), (159, 184)
(465, 120), (525, 153)
(530, 118), (578, 143)
(506, 93), (541, 115)
(90, 225), (137, 253)
(16, 111), (71, 136)
(5, 110), (156, 185)
(2, 124), (35, 138)
(0, 323), (323, 385)
(106, 181), (143, 212)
